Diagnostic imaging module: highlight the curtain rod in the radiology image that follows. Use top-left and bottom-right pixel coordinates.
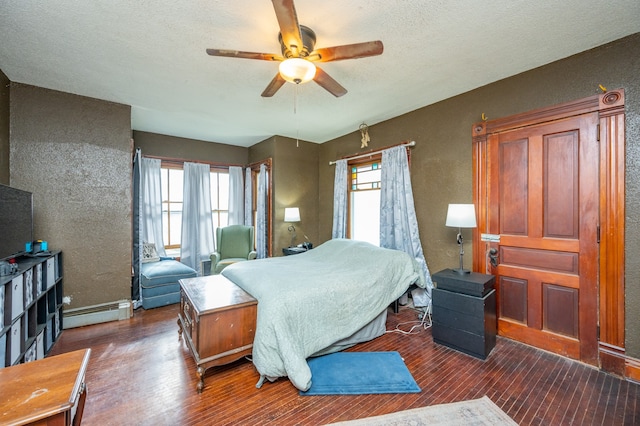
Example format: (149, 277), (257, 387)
(328, 140), (416, 165)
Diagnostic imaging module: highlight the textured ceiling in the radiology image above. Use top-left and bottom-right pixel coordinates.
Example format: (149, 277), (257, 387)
(1, 1), (639, 147)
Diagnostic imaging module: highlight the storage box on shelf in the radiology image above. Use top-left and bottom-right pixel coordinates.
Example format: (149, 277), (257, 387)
(0, 251), (63, 368)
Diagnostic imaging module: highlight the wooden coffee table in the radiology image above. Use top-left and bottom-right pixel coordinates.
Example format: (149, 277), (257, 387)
(178, 274), (257, 392)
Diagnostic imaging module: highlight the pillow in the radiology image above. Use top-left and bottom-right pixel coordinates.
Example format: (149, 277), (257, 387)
(142, 242), (160, 263)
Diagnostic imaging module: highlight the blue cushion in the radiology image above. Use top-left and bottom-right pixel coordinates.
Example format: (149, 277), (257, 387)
(141, 260), (197, 289)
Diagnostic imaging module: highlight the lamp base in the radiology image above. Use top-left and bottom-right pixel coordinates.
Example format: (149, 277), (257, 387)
(450, 268), (471, 275)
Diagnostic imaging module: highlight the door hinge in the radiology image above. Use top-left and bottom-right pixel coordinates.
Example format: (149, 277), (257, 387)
(597, 224), (600, 243)
(597, 325), (600, 339)
(597, 123), (600, 142)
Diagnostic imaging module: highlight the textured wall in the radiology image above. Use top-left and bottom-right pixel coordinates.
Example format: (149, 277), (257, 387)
(0, 70), (9, 185)
(248, 136), (319, 256)
(319, 33), (640, 357)
(272, 137), (318, 255)
(133, 131), (248, 165)
(10, 84), (132, 309)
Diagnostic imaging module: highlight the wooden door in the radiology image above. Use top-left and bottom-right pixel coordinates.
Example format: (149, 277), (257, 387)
(483, 113), (600, 364)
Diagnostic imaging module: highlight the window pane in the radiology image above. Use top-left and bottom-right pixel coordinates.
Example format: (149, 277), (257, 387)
(219, 212), (228, 228)
(162, 204), (169, 245)
(169, 211), (182, 245)
(161, 169), (168, 200)
(210, 172), (219, 210)
(169, 169), (183, 202)
(350, 190), (380, 246)
(218, 173), (229, 210)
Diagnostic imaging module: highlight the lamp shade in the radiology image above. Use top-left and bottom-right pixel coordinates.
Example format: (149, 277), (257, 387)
(284, 207), (301, 222)
(279, 58), (316, 84)
(445, 204), (477, 228)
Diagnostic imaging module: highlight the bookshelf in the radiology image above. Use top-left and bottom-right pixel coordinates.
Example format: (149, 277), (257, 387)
(1, 251), (63, 367)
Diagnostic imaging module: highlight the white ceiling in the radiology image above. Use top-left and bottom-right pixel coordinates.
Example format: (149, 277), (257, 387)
(1, 1), (639, 147)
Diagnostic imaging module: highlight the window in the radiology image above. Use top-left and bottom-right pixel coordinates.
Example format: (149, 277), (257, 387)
(348, 157), (382, 246)
(210, 169), (229, 232)
(161, 167), (183, 250)
(158, 158), (272, 256)
(160, 164), (230, 253)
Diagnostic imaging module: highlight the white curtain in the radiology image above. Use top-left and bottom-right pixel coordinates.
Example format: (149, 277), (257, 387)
(256, 164), (268, 258)
(228, 166), (244, 225)
(331, 159), (348, 239)
(140, 157), (167, 257)
(380, 146), (433, 302)
(180, 162), (215, 274)
(244, 167), (253, 226)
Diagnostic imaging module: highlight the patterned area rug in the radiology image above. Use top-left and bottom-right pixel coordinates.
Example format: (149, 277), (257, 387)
(326, 396), (518, 425)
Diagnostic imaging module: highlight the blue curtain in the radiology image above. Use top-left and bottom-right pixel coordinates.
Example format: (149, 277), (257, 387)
(331, 159), (348, 239)
(181, 162), (215, 274)
(380, 146), (433, 304)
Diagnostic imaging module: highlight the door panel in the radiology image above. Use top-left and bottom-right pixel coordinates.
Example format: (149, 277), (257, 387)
(486, 114), (599, 364)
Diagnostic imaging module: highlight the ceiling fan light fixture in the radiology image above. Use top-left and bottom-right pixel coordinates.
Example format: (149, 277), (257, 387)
(279, 58), (316, 84)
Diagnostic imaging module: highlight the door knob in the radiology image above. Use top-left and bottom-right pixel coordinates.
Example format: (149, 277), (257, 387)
(489, 248), (499, 267)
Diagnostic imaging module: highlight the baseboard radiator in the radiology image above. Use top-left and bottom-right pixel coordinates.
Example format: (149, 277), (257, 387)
(63, 300), (132, 329)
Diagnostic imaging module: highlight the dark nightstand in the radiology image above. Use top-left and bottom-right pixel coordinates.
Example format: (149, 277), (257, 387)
(282, 246), (308, 256)
(431, 269), (496, 359)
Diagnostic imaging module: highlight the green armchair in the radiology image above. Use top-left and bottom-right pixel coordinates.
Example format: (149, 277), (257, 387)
(210, 225), (257, 274)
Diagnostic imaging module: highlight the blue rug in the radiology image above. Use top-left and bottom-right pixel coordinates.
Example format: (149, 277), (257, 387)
(300, 351), (421, 395)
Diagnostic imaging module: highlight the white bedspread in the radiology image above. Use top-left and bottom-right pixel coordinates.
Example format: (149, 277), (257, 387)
(222, 238), (424, 391)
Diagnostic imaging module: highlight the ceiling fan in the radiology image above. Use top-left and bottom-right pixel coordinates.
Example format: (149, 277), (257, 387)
(206, 0), (384, 98)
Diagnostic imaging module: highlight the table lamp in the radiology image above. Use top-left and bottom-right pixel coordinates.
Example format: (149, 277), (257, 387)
(284, 207), (300, 247)
(445, 204), (477, 274)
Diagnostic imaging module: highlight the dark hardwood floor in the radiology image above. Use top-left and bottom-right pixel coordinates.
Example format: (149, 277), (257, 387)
(49, 304), (639, 425)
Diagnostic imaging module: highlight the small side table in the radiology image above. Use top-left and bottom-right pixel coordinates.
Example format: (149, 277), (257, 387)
(432, 269), (496, 359)
(282, 247), (308, 256)
(0, 348), (91, 425)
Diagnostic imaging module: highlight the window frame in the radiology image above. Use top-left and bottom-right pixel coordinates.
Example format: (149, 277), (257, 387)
(343, 145), (412, 243)
(247, 158), (273, 257)
(347, 155), (383, 244)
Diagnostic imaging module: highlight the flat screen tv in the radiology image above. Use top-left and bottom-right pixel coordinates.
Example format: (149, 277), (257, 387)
(0, 184), (34, 260)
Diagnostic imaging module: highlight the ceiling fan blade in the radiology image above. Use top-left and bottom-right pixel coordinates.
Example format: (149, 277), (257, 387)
(271, 0), (303, 56)
(206, 49), (283, 61)
(309, 41), (384, 62)
(313, 67), (347, 97)
(261, 73), (287, 97)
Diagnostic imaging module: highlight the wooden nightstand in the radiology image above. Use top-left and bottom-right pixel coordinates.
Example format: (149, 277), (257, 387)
(432, 269), (496, 359)
(178, 275), (257, 392)
(282, 246), (308, 256)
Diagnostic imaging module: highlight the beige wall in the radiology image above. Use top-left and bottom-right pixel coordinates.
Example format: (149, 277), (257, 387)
(9, 84), (132, 309)
(318, 33), (640, 358)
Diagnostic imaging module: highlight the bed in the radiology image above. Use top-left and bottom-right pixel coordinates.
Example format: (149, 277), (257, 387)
(221, 238), (425, 391)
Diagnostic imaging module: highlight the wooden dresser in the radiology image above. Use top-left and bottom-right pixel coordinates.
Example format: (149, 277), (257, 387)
(178, 275), (257, 392)
(0, 348), (90, 425)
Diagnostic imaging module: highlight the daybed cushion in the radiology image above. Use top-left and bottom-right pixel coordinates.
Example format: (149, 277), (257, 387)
(140, 259), (197, 309)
